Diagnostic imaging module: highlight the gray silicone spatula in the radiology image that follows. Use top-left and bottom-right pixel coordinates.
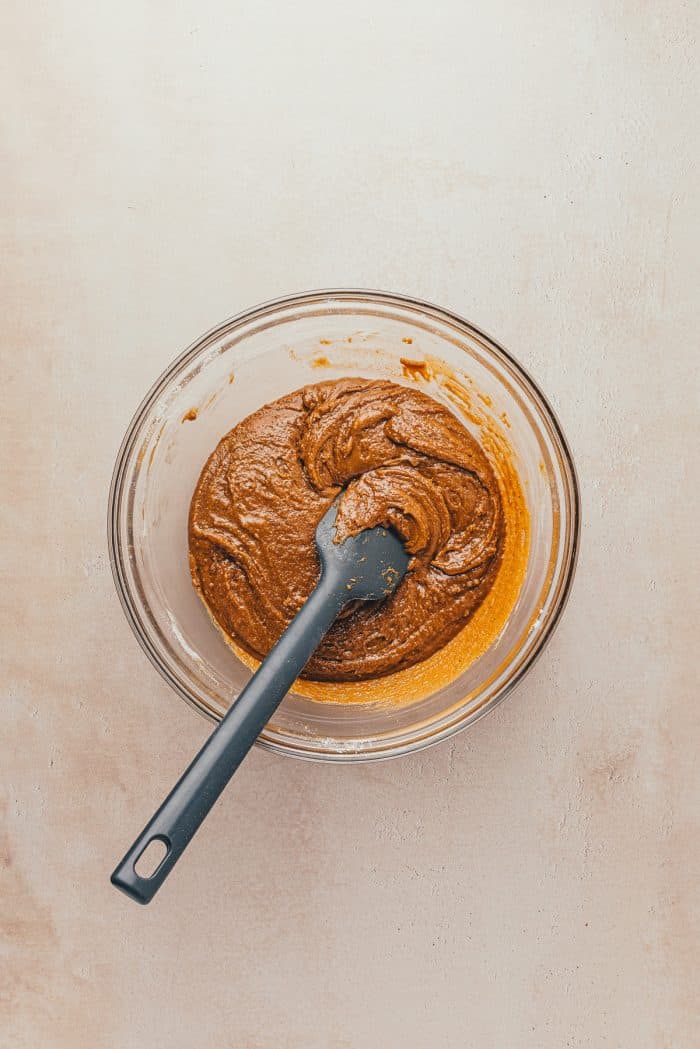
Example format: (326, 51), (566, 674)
(111, 503), (409, 904)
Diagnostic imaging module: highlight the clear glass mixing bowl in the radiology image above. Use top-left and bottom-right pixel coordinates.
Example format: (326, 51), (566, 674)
(109, 290), (579, 761)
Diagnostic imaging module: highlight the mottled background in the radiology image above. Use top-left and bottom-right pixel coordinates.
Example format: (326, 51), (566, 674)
(2, 2), (698, 1047)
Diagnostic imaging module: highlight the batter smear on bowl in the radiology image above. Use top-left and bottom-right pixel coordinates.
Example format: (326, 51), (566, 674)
(189, 378), (507, 683)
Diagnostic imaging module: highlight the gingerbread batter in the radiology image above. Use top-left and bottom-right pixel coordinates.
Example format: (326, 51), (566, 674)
(189, 378), (506, 683)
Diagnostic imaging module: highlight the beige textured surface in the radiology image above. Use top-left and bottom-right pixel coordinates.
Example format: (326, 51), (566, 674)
(2, 3), (698, 1047)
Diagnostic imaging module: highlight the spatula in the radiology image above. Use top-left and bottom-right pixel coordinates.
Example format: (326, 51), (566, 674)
(111, 502), (409, 904)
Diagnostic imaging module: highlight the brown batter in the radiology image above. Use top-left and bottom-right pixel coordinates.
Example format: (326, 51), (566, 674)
(189, 378), (506, 683)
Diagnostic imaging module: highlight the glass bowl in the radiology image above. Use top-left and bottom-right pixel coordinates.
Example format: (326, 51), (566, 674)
(109, 290), (579, 761)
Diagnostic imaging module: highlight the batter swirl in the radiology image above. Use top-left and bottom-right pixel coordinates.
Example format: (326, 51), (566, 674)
(189, 378), (505, 682)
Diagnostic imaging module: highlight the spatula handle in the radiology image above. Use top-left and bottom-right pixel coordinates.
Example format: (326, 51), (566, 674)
(111, 569), (347, 904)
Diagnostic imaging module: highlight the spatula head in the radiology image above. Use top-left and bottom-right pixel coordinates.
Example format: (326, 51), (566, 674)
(315, 502), (410, 601)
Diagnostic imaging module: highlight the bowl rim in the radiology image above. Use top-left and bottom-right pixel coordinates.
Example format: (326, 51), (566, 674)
(108, 288), (581, 762)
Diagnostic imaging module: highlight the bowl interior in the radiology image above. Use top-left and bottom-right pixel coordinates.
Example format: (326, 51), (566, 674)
(111, 292), (577, 759)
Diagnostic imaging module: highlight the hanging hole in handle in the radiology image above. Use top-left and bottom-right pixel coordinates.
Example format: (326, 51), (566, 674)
(134, 836), (171, 878)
